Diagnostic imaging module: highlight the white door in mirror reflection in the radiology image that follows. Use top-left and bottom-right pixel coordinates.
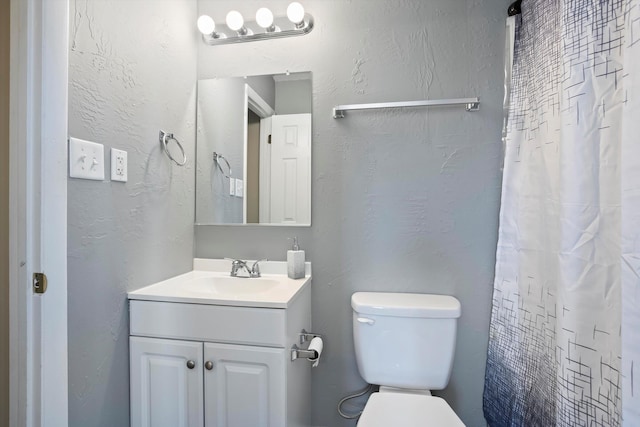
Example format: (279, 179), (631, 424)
(260, 113), (311, 225)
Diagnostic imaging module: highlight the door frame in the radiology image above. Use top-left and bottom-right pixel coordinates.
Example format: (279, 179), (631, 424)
(243, 84), (274, 224)
(9, 0), (69, 425)
(258, 116), (273, 224)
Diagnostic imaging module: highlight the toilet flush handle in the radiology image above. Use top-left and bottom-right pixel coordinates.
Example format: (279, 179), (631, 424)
(357, 317), (375, 325)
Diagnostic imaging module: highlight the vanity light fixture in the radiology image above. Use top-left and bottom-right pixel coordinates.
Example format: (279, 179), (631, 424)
(197, 2), (314, 46)
(197, 15), (225, 41)
(226, 10), (251, 36)
(286, 2), (306, 28)
(256, 8), (277, 32)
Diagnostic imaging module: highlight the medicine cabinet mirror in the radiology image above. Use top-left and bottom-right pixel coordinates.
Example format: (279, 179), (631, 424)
(195, 72), (312, 226)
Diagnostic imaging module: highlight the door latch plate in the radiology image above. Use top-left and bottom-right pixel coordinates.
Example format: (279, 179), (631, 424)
(33, 272), (48, 294)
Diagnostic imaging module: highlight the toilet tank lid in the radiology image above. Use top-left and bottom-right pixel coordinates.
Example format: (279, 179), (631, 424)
(351, 292), (461, 318)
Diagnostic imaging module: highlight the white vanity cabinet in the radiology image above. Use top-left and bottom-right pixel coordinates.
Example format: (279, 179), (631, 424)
(130, 337), (204, 426)
(204, 342), (285, 427)
(129, 278), (311, 427)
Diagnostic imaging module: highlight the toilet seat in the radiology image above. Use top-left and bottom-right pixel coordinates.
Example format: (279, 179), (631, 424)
(357, 392), (465, 427)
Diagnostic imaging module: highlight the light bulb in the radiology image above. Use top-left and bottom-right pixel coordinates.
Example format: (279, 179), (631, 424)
(226, 10), (245, 32)
(287, 2), (305, 25)
(256, 8), (274, 29)
(197, 15), (216, 35)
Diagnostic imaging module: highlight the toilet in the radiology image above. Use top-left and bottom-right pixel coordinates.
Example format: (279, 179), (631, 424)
(351, 292), (465, 426)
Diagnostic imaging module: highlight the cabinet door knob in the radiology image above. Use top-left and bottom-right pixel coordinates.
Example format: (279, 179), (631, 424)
(186, 360), (196, 369)
(205, 361), (214, 370)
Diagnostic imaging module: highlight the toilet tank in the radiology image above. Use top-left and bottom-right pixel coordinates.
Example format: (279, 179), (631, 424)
(352, 292), (461, 390)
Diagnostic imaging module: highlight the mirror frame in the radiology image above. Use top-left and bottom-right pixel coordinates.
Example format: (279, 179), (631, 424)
(195, 72), (312, 226)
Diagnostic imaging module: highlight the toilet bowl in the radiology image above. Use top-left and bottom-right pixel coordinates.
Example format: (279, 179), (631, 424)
(351, 292), (464, 426)
(357, 392), (464, 427)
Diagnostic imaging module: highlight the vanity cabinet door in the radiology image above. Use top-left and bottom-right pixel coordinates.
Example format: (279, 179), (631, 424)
(130, 337), (204, 427)
(204, 342), (286, 427)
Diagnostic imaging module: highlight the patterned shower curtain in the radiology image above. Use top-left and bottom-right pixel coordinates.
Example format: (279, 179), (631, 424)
(484, 1), (640, 426)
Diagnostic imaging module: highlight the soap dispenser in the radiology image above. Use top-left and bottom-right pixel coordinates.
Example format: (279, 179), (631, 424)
(287, 237), (305, 279)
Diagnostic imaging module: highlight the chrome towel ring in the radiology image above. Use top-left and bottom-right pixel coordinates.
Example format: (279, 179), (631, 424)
(213, 152), (232, 178)
(159, 130), (187, 166)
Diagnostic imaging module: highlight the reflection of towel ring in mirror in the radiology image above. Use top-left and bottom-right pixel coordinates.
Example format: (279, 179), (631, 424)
(213, 152), (232, 178)
(159, 130), (187, 166)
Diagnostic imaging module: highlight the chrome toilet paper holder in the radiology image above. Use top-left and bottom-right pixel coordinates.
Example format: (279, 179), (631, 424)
(291, 329), (323, 362)
(290, 344), (318, 361)
(298, 329), (322, 345)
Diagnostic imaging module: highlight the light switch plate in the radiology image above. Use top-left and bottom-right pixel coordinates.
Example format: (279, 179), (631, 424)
(229, 178), (236, 196)
(69, 137), (105, 180)
(111, 148), (128, 182)
(235, 179), (244, 197)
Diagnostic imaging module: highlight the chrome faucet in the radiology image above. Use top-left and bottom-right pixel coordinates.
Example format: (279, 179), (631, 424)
(250, 259), (268, 278)
(228, 258), (268, 278)
(229, 259), (250, 277)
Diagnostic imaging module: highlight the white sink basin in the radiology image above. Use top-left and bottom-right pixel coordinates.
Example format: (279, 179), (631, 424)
(128, 259), (311, 308)
(183, 276), (281, 296)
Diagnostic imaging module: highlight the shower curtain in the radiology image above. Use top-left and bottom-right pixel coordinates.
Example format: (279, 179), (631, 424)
(484, 1), (640, 426)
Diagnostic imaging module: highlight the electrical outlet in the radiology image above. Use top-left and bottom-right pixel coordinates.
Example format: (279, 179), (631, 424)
(235, 179), (244, 197)
(111, 148), (128, 182)
(69, 137), (105, 181)
(229, 178), (236, 196)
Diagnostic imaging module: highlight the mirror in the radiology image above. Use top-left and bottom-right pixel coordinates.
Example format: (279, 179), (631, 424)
(196, 72), (312, 226)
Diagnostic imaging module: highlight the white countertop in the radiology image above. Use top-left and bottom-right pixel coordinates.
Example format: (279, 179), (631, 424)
(127, 258), (311, 309)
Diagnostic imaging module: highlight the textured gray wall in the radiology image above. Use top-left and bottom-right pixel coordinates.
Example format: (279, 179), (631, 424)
(67, 1), (197, 425)
(0, 0), (9, 423)
(276, 79), (313, 114)
(247, 74), (277, 108)
(195, 1), (507, 426)
(196, 78), (247, 224)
